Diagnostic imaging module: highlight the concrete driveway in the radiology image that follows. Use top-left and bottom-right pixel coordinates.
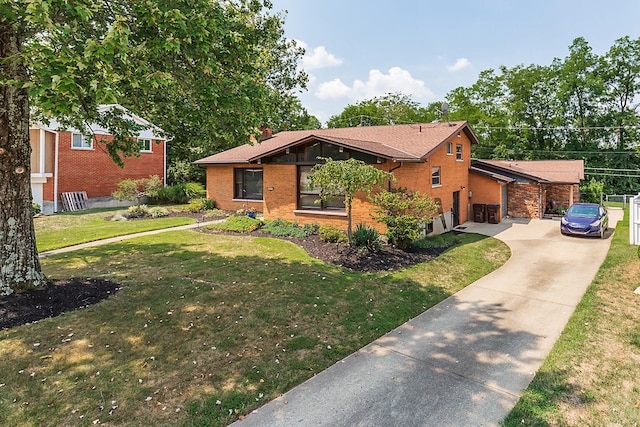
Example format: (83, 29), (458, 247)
(233, 208), (623, 427)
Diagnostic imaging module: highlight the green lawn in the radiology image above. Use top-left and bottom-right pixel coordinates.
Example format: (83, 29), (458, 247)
(1, 229), (509, 427)
(503, 208), (640, 426)
(34, 208), (195, 252)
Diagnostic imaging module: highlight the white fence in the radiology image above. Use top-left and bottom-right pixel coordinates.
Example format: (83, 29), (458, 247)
(631, 194), (640, 245)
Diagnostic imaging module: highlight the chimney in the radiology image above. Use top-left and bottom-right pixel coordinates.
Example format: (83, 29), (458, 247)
(260, 125), (273, 141)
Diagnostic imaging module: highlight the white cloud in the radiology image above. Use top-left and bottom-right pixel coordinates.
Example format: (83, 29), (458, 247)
(316, 78), (352, 100)
(315, 67), (435, 102)
(447, 58), (471, 72)
(297, 40), (343, 71)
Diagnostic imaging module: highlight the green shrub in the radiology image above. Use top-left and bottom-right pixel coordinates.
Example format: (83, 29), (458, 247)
(318, 224), (348, 243)
(352, 223), (382, 251)
(208, 216), (262, 233)
(262, 219), (318, 238)
(148, 206), (170, 218)
(126, 204), (151, 219)
(370, 188), (439, 249)
(32, 202), (41, 216)
(187, 198), (216, 212)
(150, 182), (205, 204)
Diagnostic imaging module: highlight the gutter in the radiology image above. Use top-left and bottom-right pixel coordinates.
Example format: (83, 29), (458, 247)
(388, 162), (403, 191)
(53, 130), (59, 213)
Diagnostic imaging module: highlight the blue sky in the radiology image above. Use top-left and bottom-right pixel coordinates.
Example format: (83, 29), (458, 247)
(270, 0), (640, 125)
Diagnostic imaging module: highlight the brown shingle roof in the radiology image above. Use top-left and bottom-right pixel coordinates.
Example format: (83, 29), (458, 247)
(472, 159), (584, 184)
(194, 122), (478, 165)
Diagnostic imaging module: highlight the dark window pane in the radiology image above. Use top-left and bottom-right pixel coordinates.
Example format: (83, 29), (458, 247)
(323, 143), (348, 160)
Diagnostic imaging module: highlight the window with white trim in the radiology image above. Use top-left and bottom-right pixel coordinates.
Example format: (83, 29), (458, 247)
(446, 142), (453, 155)
(139, 138), (152, 152)
(431, 166), (441, 187)
(456, 144), (463, 160)
(72, 133), (92, 149)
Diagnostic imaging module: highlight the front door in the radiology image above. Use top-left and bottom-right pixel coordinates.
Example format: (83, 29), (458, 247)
(452, 191), (460, 227)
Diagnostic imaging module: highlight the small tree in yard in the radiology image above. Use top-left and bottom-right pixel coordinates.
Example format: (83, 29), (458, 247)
(370, 188), (440, 249)
(112, 175), (162, 212)
(310, 158), (392, 243)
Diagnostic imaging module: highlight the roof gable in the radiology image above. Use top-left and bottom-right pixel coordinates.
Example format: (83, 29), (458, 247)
(194, 121), (478, 165)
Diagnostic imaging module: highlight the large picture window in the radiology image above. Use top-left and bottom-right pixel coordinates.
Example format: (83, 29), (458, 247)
(234, 168), (263, 200)
(298, 166), (345, 211)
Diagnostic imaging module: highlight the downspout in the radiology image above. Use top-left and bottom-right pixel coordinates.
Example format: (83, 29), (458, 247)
(53, 131), (59, 213)
(538, 182), (542, 219)
(388, 162), (403, 191)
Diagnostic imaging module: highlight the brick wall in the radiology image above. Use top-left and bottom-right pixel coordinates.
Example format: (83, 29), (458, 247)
(507, 181), (540, 218)
(468, 172), (505, 218)
(543, 183), (579, 212)
(44, 132), (165, 200)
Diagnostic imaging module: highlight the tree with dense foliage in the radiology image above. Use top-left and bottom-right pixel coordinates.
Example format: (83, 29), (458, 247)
(112, 175), (163, 211)
(0, 0), (306, 294)
(310, 158), (391, 243)
(447, 36), (640, 195)
(370, 188), (440, 249)
(326, 93), (441, 128)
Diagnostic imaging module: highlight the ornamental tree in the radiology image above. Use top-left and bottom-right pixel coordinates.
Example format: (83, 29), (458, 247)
(0, 0), (305, 295)
(112, 175), (163, 211)
(310, 158), (392, 243)
(370, 188), (440, 249)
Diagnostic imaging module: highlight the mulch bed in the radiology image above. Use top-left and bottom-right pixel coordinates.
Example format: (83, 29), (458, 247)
(2, 214), (453, 330)
(0, 278), (122, 330)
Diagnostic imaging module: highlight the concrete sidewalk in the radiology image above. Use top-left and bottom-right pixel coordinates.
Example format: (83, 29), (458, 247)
(39, 220), (222, 258)
(233, 209), (623, 427)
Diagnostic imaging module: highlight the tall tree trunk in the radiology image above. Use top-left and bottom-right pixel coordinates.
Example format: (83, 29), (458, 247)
(0, 21), (47, 295)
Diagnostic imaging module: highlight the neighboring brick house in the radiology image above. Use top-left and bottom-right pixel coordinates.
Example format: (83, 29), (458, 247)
(30, 105), (167, 214)
(469, 159), (584, 219)
(195, 121), (479, 234)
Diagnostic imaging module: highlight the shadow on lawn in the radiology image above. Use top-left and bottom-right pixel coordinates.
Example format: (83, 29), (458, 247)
(2, 237), (471, 427)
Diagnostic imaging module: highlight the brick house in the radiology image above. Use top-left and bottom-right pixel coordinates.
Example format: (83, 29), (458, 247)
(195, 121), (479, 234)
(469, 159), (584, 219)
(30, 105), (167, 214)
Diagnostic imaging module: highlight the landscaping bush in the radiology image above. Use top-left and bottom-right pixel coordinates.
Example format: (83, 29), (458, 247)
(150, 182), (205, 204)
(148, 206), (170, 218)
(187, 197), (216, 212)
(125, 204), (151, 219)
(370, 188), (440, 249)
(352, 223), (382, 251)
(318, 224), (348, 243)
(208, 215), (263, 233)
(262, 218), (318, 238)
(32, 202), (41, 216)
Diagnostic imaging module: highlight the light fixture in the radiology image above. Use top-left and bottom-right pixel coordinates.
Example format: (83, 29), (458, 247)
(338, 146), (344, 153)
(285, 148), (290, 154)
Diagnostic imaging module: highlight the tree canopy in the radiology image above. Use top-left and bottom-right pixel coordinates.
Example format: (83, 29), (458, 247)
(325, 37), (640, 195)
(0, 0), (307, 293)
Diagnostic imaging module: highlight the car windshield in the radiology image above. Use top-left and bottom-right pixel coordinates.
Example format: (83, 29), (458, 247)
(567, 205), (599, 217)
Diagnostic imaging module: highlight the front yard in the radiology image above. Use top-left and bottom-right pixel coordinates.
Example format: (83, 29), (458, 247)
(0, 211), (509, 426)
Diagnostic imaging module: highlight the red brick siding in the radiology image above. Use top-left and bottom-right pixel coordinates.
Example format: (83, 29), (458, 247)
(507, 182), (541, 218)
(468, 173), (505, 218)
(543, 183), (580, 212)
(54, 132), (165, 199)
